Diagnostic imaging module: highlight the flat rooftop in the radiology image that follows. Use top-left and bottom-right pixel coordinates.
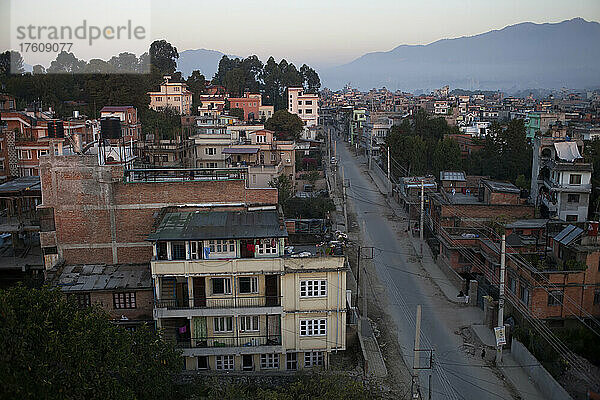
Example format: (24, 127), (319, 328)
(56, 264), (151, 292)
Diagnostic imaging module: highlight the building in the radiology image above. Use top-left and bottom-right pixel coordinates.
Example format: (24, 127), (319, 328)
(288, 87), (319, 127)
(228, 93), (262, 121)
(148, 75), (193, 115)
(0, 94), (16, 111)
(525, 112), (565, 140)
(148, 208), (347, 372)
(99, 106), (141, 142)
(531, 139), (592, 222)
(349, 108), (367, 146)
(222, 129), (296, 188)
(439, 171), (467, 193)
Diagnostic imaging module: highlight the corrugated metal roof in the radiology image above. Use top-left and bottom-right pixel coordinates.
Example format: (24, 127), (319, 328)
(0, 176), (41, 194)
(554, 224), (584, 246)
(222, 147), (260, 154)
(147, 210), (288, 241)
(440, 171), (466, 181)
(57, 264), (151, 292)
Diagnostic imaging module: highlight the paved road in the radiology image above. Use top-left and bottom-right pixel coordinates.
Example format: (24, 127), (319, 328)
(332, 131), (520, 400)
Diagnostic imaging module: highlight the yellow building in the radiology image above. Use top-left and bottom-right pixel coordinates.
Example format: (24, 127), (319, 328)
(148, 75), (193, 115)
(148, 208), (347, 372)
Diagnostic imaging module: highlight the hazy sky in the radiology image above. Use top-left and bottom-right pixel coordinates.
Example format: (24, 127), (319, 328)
(1, 0), (599, 68)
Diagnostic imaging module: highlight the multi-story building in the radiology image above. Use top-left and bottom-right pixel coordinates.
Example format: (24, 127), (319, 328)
(148, 207), (347, 372)
(148, 75), (193, 115)
(349, 108), (367, 146)
(223, 129), (296, 188)
(288, 87), (319, 127)
(525, 112), (566, 140)
(228, 93), (262, 121)
(0, 94), (16, 111)
(531, 138), (592, 222)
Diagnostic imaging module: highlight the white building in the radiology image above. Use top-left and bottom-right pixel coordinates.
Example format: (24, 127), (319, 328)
(287, 87), (319, 127)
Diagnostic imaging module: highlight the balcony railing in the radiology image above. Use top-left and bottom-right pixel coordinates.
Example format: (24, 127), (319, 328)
(176, 334), (282, 349)
(155, 295), (282, 310)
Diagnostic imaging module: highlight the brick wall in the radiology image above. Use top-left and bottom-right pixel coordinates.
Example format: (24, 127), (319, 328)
(39, 155), (279, 265)
(90, 289), (154, 321)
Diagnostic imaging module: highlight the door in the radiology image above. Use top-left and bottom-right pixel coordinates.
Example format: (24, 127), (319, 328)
(176, 282), (187, 307)
(265, 274), (279, 306)
(242, 355), (254, 371)
(193, 277), (206, 307)
(193, 317), (207, 348)
(266, 314), (281, 345)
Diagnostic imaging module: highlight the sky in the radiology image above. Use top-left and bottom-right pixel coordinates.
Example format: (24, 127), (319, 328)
(1, 0), (599, 69)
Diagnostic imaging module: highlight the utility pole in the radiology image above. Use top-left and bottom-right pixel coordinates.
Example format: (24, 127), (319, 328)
(496, 234), (506, 364)
(387, 146), (391, 194)
(342, 166), (348, 230)
(327, 129), (331, 165)
(420, 179), (425, 241)
(368, 129), (373, 170)
(412, 304), (422, 399)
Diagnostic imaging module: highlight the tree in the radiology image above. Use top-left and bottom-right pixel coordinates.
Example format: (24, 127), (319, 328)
(265, 110), (304, 141)
(0, 285), (181, 399)
(269, 174), (294, 206)
(32, 64), (46, 74)
(432, 137), (462, 177)
(187, 70), (207, 113)
(47, 51), (86, 73)
(150, 39), (179, 75)
(300, 64), (321, 94)
(229, 107), (244, 120)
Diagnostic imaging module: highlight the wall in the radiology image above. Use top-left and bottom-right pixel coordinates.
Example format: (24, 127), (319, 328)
(510, 338), (573, 400)
(39, 155), (278, 266)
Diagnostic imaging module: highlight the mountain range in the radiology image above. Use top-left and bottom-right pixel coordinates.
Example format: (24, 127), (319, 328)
(176, 18), (600, 92)
(320, 18), (600, 92)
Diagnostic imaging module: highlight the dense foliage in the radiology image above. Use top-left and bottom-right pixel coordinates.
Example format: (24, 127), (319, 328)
(0, 285), (182, 400)
(384, 109), (532, 185)
(213, 56), (320, 110)
(265, 110), (304, 140)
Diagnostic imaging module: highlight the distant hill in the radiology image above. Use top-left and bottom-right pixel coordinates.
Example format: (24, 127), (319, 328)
(320, 18), (600, 92)
(177, 48), (240, 79)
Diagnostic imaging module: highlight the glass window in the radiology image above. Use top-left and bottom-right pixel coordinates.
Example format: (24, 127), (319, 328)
(304, 351), (324, 367)
(212, 278), (232, 295)
(569, 174), (582, 185)
(197, 356), (209, 370)
(300, 280), (327, 297)
(214, 317), (233, 332)
(215, 355), (234, 370)
(239, 277), (258, 294)
(260, 353), (279, 369)
(567, 194), (580, 203)
(113, 292), (136, 309)
(240, 316), (259, 332)
(172, 242), (186, 260)
(286, 352), (297, 370)
(547, 290), (563, 306)
(300, 319), (327, 336)
(257, 239), (277, 255)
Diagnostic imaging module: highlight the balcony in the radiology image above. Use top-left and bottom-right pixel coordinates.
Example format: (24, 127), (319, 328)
(542, 178), (592, 193)
(177, 334), (283, 356)
(154, 295), (283, 318)
(155, 295), (281, 309)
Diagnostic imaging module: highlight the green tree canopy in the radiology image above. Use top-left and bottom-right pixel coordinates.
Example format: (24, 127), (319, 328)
(0, 285), (181, 400)
(269, 174), (294, 206)
(265, 110), (304, 141)
(432, 137), (462, 177)
(150, 39), (179, 75)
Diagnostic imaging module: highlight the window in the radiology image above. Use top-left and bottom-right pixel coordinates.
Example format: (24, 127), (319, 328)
(298, 101), (302, 105)
(569, 174), (582, 185)
(212, 278), (232, 295)
(567, 194), (580, 203)
(305, 100), (312, 105)
(190, 241), (202, 260)
(286, 352), (297, 370)
(38, 149), (48, 157)
(208, 239), (235, 254)
(239, 276), (258, 294)
(305, 109), (312, 114)
(214, 316), (233, 332)
(113, 292), (136, 309)
(73, 293), (91, 308)
(197, 356), (209, 370)
(300, 319), (327, 336)
(18, 150), (31, 160)
(157, 242), (168, 260)
(300, 280), (327, 297)
(257, 239), (277, 255)
(594, 289), (600, 305)
(566, 215), (578, 222)
(240, 316), (259, 332)
(507, 274), (516, 294)
(260, 353), (279, 369)
(298, 109), (303, 114)
(548, 290), (563, 306)
(304, 351), (324, 367)
(256, 135), (266, 143)
(205, 147), (216, 155)
(519, 283), (530, 306)
(215, 355), (234, 370)
(172, 241), (186, 260)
